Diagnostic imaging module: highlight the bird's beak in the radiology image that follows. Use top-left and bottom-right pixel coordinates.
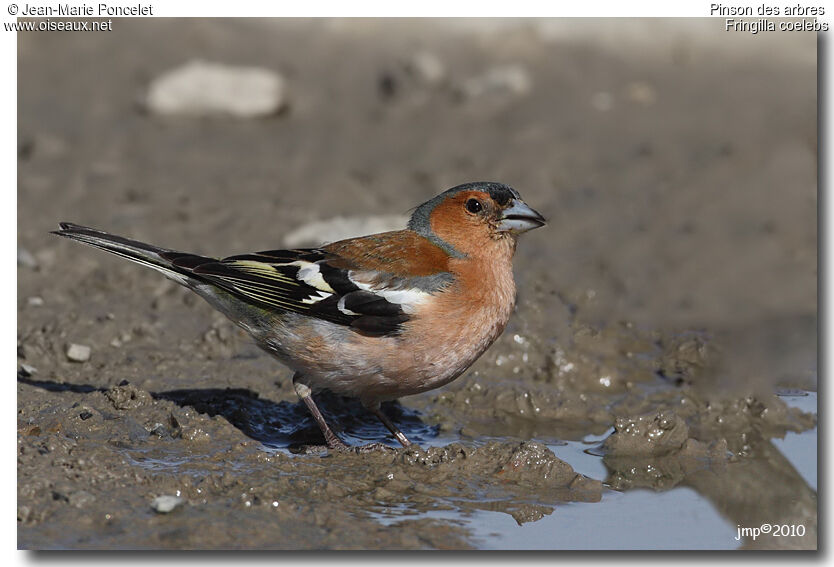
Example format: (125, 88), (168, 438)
(497, 199), (546, 234)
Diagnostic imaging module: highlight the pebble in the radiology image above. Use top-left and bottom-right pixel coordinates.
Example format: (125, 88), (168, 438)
(457, 65), (532, 99)
(66, 343), (91, 363)
(17, 506), (32, 523)
(17, 247), (38, 269)
(110, 331), (132, 348)
(27, 296), (44, 307)
(18, 364), (37, 377)
(151, 495), (184, 514)
(68, 490), (95, 508)
(406, 51), (446, 85)
(146, 60), (286, 118)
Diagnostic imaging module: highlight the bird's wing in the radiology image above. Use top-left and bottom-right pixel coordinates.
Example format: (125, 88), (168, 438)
(320, 230), (457, 334)
(166, 230), (455, 337)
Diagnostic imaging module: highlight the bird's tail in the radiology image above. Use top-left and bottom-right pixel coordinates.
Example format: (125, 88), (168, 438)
(51, 222), (212, 287)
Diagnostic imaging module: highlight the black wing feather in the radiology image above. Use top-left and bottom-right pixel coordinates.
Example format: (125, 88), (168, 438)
(318, 262), (360, 294)
(341, 290), (404, 317)
(188, 253), (410, 336)
(351, 314), (410, 335)
(55, 221), (413, 337)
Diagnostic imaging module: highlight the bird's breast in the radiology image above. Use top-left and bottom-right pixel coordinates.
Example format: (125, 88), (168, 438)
(392, 256), (517, 394)
(258, 250), (519, 404)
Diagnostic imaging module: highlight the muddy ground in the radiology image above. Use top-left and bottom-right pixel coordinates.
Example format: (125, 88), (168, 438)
(17, 19), (817, 549)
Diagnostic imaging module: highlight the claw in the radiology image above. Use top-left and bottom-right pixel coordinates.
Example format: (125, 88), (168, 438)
(352, 442), (398, 454)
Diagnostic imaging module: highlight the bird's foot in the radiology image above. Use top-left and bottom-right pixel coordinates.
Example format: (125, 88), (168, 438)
(288, 443), (329, 455)
(288, 434), (353, 454)
(292, 441), (398, 454)
(351, 442), (399, 454)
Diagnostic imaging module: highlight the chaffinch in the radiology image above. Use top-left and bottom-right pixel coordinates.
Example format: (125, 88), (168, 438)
(54, 181), (546, 451)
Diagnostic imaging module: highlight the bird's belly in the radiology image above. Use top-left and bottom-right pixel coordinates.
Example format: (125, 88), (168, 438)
(294, 336), (491, 403)
(257, 308), (509, 404)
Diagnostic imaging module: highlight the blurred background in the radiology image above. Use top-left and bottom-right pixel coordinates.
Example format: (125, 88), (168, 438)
(17, 19), (817, 550)
(18, 18), (817, 381)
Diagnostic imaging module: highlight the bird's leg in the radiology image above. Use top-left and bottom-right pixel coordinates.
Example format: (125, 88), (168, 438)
(292, 374), (349, 451)
(365, 402), (413, 448)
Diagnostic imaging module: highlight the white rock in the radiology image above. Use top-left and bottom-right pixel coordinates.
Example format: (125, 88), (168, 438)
(66, 343), (91, 363)
(19, 364), (37, 376)
(407, 51), (446, 84)
(146, 60), (286, 118)
(17, 248), (38, 269)
(27, 296), (44, 307)
(151, 495), (184, 514)
(283, 215), (409, 248)
(457, 65), (532, 99)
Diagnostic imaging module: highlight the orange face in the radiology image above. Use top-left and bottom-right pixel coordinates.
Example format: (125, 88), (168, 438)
(428, 190), (516, 257)
(406, 182), (545, 261)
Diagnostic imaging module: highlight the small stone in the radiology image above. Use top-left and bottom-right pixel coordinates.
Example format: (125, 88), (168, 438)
(149, 422), (171, 438)
(151, 495), (184, 514)
(18, 364), (37, 377)
(66, 343), (91, 363)
(68, 490), (95, 508)
(27, 296), (44, 307)
(17, 247), (38, 269)
(17, 506), (32, 523)
(406, 51), (446, 84)
(457, 65), (532, 99)
(146, 60), (286, 118)
(110, 331), (131, 348)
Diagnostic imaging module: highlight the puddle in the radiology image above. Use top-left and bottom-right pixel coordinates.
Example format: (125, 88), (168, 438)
(549, 436), (610, 480)
(772, 391), (817, 490)
(449, 488), (737, 550)
(362, 392), (817, 550)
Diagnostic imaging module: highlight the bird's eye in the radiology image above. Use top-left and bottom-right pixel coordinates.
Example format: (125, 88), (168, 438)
(465, 198), (483, 214)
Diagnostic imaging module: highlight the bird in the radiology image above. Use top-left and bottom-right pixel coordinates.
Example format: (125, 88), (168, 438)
(52, 181), (546, 452)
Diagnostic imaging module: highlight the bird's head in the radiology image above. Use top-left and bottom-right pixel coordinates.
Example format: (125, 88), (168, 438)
(407, 182), (546, 258)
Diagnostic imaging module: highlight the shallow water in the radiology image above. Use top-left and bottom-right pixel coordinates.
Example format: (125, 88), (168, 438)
(358, 393), (817, 550)
(108, 392), (817, 550)
(771, 393), (818, 491)
(457, 489), (738, 550)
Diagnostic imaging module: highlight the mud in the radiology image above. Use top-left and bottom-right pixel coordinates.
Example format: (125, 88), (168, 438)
(17, 19), (816, 549)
